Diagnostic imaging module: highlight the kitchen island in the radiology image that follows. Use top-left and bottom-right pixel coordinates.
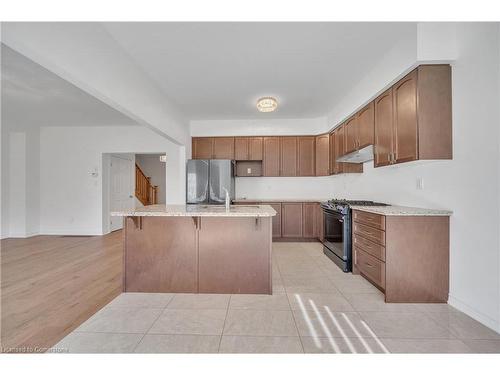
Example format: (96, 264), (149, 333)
(112, 204), (276, 294)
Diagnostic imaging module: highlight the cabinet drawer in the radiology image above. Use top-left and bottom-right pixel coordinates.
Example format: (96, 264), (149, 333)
(353, 234), (386, 261)
(353, 222), (386, 246)
(354, 248), (385, 289)
(352, 210), (385, 230)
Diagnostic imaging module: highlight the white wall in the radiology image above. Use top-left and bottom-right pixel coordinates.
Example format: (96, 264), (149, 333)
(135, 154), (167, 204)
(190, 117), (327, 137)
(1, 23), (190, 147)
(3, 128), (40, 238)
(39, 126), (186, 236)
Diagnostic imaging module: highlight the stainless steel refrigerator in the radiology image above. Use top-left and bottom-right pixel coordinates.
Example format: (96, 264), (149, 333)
(186, 159), (235, 204)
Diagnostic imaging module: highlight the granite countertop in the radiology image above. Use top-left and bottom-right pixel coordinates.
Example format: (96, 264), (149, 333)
(350, 205), (452, 216)
(111, 204), (277, 217)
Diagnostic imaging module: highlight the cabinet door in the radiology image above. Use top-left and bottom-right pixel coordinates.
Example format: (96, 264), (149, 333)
(344, 116), (358, 154)
(316, 203), (325, 242)
(248, 137), (263, 160)
(334, 127), (345, 174)
(280, 137), (298, 176)
(298, 136), (316, 176)
(315, 134), (330, 176)
(192, 137), (214, 159)
(374, 88), (394, 168)
(269, 202), (282, 238)
(282, 203), (303, 238)
(302, 203), (317, 238)
(263, 137), (280, 176)
(213, 137), (235, 159)
(393, 69), (418, 164)
(329, 132), (336, 175)
(357, 101), (375, 149)
(234, 137), (249, 160)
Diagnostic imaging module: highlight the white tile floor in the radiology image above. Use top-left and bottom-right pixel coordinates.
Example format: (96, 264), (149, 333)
(52, 242), (500, 353)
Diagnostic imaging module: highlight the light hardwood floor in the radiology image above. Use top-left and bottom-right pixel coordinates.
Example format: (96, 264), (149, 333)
(1, 231), (123, 352)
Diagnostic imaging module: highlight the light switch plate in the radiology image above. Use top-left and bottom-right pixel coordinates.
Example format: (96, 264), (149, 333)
(416, 177), (424, 190)
(247, 168), (252, 174)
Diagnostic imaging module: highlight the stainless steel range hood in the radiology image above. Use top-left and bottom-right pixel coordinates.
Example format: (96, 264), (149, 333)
(336, 144), (374, 164)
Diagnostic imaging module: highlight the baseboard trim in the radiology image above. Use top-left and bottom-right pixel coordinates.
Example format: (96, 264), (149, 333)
(448, 294), (500, 333)
(4, 231), (40, 239)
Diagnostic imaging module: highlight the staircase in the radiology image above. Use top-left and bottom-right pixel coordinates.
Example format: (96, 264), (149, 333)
(135, 163), (159, 206)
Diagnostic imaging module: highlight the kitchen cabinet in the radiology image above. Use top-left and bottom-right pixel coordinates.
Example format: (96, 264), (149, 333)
(315, 134), (330, 176)
(234, 137), (249, 160)
(374, 65), (452, 167)
(302, 203), (317, 238)
(329, 131), (336, 175)
(213, 137), (234, 159)
(316, 203), (324, 242)
(234, 137), (263, 160)
(343, 102), (375, 156)
(374, 88), (394, 167)
(263, 137), (280, 176)
(281, 203), (303, 238)
(248, 137), (263, 160)
(298, 136), (316, 176)
(344, 116), (358, 154)
(335, 126), (363, 174)
(192, 137), (214, 159)
(352, 209), (449, 302)
(356, 101), (375, 149)
(280, 137), (298, 176)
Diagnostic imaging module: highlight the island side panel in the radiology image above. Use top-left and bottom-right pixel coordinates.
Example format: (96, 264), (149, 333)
(124, 216), (198, 293)
(385, 215), (450, 303)
(198, 217), (272, 294)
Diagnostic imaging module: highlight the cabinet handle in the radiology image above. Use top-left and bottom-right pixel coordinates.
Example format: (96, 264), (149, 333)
(365, 262), (374, 268)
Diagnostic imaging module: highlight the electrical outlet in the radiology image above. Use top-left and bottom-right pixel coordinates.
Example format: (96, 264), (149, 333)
(247, 168), (252, 174)
(416, 177), (424, 190)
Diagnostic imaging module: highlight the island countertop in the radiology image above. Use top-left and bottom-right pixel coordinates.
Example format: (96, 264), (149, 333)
(111, 204), (277, 217)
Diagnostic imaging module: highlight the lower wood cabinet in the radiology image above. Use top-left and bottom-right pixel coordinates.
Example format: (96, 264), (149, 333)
(352, 209), (449, 303)
(302, 203), (317, 238)
(236, 201), (324, 242)
(281, 203), (303, 238)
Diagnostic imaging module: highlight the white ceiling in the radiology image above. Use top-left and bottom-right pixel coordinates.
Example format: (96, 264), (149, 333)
(1, 44), (139, 130)
(103, 22), (415, 120)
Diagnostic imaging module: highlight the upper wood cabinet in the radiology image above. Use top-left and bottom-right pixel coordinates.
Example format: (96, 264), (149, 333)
(248, 137), (263, 160)
(213, 137), (234, 159)
(263, 137), (280, 176)
(192, 137), (214, 159)
(374, 65), (452, 168)
(234, 137), (263, 160)
(344, 116), (358, 154)
(329, 131), (336, 175)
(234, 137), (249, 160)
(280, 137), (298, 176)
(357, 101), (375, 149)
(298, 136), (316, 176)
(315, 134), (330, 176)
(342, 102), (375, 156)
(374, 89), (394, 167)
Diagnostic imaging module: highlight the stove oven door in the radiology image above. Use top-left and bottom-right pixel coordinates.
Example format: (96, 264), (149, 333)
(323, 209), (347, 261)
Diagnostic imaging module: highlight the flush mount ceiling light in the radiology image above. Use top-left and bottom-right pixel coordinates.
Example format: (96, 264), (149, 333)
(256, 96), (278, 113)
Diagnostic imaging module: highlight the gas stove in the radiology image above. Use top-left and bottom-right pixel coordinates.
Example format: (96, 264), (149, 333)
(321, 199), (389, 214)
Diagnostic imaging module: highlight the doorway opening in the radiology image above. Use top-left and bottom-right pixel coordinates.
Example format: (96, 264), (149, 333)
(104, 152), (166, 233)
